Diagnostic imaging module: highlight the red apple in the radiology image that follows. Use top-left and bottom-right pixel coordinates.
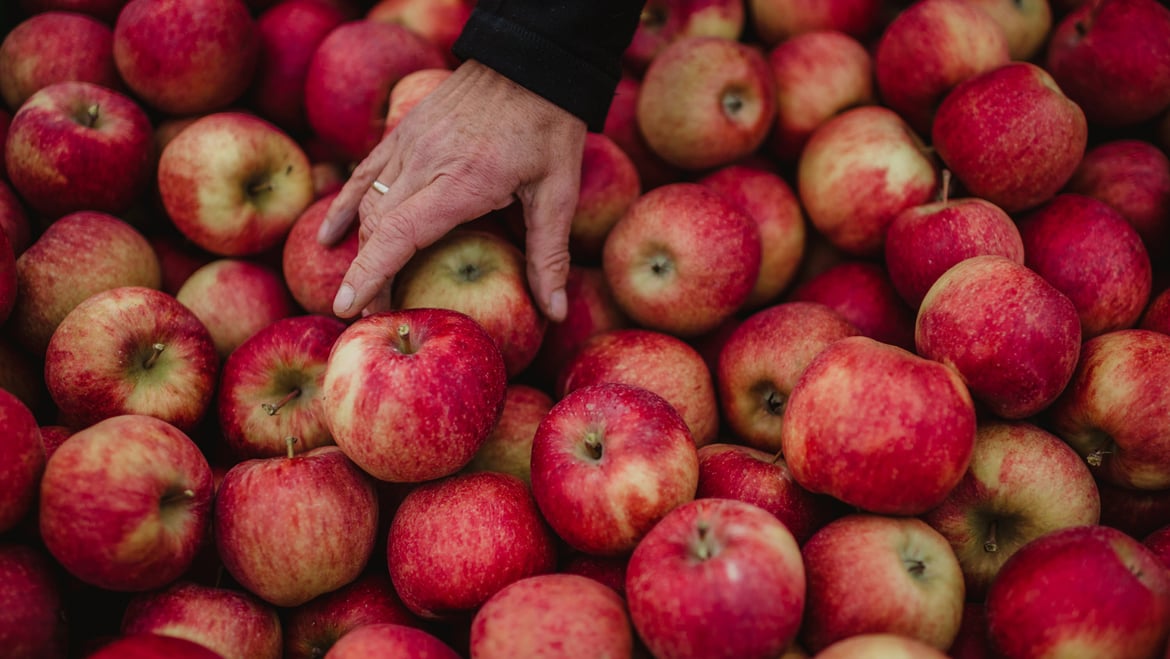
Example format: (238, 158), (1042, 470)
(636, 36), (776, 171)
(622, 0), (745, 73)
(782, 335), (977, 515)
(325, 623), (460, 659)
(0, 11), (121, 111)
(1142, 286), (1170, 335)
(175, 258), (297, 359)
(787, 260), (918, 351)
(1098, 478), (1170, 540)
(530, 382), (699, 556)
(4, 81), (152, 219)
(282, 570), (419, 659)
(112, 0), (258, 115)
(0, 388), (44, 535)
(796, 105), (938, 256)
(0, 542), (67, 659)
(1017, 193), (1152, 338)
(387, 471), (557, 619)
(626, 497), (806, 659)
(44, 286), (218, 432)
(381, 67), (451, 137)
(121, 581), (281, 659)
(748, 0), (884, 44)
(281, 192), (358, 318)
(18, 0), (130, 24)
(214, 443), (379, 607)
(462, 383), (552, 485)
(569, 132), (642, 264)
(0, 179), (31, 255)
(915, 254), (1082, 419)
(365, 0), (472, 65)
(1145, 525), (1170, 569)
(38, 414), (213, 591)
(931, 61), (1087, 213)
(158, 111), (315, 257)
(815, 634), (950, 658)
(602, 182), (761, 338)
(963, 0), (1053, 61)
(149, 232), (216, 297)
(601, 73), (683, 191)
(985, 524), (1170, 658)
(320, 307), (507, 483)
(85, 633), (226, 659)
(557, 327), (719, 448)
(800, 514), (966, 652)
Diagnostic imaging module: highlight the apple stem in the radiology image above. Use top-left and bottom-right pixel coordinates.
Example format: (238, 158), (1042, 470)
(770, 449), (784, 465)
(142, 343), (166, 369)
(984, 520), (999, 553)
(285, 436), (298, 459)
(160, 489), (195, 506)
(1086, 448), (1111, 467)
(85, 104), (100, 127)
(939, 169), (952, 203)
(397, 323), (412, 354)
(261, 387), (302, 416)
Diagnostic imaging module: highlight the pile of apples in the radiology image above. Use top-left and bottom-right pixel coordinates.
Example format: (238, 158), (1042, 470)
(2, 0), (1170, 657)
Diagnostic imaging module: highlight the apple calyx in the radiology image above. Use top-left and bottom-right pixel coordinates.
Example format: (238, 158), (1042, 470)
(142, 342), (166, 369)
(755, 382), (787, 418)
(649, 252), (674, 278)
(688, 520), (722, 561)
(261, 387), (302, 416)
(984, 519), (999, 553)
(457, 262), (484, 283)
(904, 557), (927, 578)
(721, 89), (747, 121)
(581, 430), (604, 461)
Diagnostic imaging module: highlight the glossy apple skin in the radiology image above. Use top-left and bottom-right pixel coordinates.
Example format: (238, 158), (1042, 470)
(38, 414), (214, 592)
(985, 524), (1170, 658)
(570, 132), (642, 264)
(121, 581), (282, 659)
(0, 543), (67, 659)
(321, 308), (507, 483)
(1046, 329), (1170, 491)
(626, 498), (806, 659)
(86, 633), (226, 659)
(281, 192), (358, 318)
(282, 570), (420, 659)
(788, 260), (917, 351)
(469, 572), (633, 659)
(324, 623), (461, 659)
(0, 11), (121, 111)
(4, 81), (152, 219)
(931, 61), (1087, 213)
(915, 255), (1082, 420)
(214, 445), (379, 608)
(782, 335), (976, 516)
(462, 383), (552, 485)
(176, 258), (297, 359)
(0, 388), (43, 534)
(113, 0), (258, 115)
(530, 382), (700, 556)
(800, 514), (965, 653)
(387, 472), (557, 620)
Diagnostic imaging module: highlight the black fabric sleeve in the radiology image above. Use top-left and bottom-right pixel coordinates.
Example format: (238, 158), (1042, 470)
(451, 1), (645, 132)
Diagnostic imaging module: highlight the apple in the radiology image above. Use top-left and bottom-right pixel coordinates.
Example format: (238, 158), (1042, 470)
(216, 314), (346, 461)
(875, 0), (1010, 136)
(0, 542), (68, 659)
(149, 232), (216, 297)
(765, 29), (875, 163)
(1098, 478), (1170, 540)
(462, 383), (552, 485)
(747, 0), (884, 44)
(814, 634), (950, 658)
(622, 0), (744, 73)
(387, 471), (557, 619)
(1017, 193), (1152, 338)
(569, 132), (642, 264)
(281, 192), (358, 318)
(1046, 328), (1170, 491)
(366, 0), (473, 65)
(304, 19), (445, 162)
(636, 36), (776, 171)
(311, 160), (346, 199)
(557, 552), (629, 596)
(919, 420), (1102, 600)
(0, 388), (43, 535)
(214, 443), (379, 608)
(120, 581), (281, 659)
(787, 260), (918, 351)
(963, 0), (1053, 61)
(557, 327), (720, 448)
(602, 182), (761, 338)
(782, 335), (976, 515)
(695, 442), (846, 545)
(85, 633), (226, 659)
(4, 81), (152, 219)
(1045, 0), (1170, 127)
(716, 300), (860, 454)
(18, 0), (130, 23)
(531, 382), (699, 556)
(883, 185), (1024, 309)
(113, 0), (258, 116)
(157, 111), (315, 257)
(320, 307), (507, 483)
(393, 229), (547, 378)
(247, 0), (348, 135)
(985, 524), (1170, 658)
(11, 211), (161, 357)
(282, 570), (420, 659)
(931, 61), (1088, 213)
(44, 286), (219, 433)
(800, 514), (965, 652)
(324, 623), (460, 659)
(1144, 524), (1170, 569)
(626, 497), (806, 659)
(796, 105), (938, 257)
(175, 258), (297, 359)
(38, 414), (213, 592)
(1143, 286), (1170, 335)
(915, 254), (1082, 420)
(381, 67), (452, 137)
(0, 11), (121, 112)
(0, 179), (31, 255)
(1064, 138), (1170, 264)
(0, 228), (16, 327)
(697, 159), (807, 309)
(601, 73), (683, 191)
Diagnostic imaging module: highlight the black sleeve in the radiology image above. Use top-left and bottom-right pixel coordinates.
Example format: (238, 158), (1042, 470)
(451, 1), (645, 132)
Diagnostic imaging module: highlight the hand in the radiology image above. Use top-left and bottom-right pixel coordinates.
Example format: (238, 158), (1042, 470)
(315, 59), (586, 321)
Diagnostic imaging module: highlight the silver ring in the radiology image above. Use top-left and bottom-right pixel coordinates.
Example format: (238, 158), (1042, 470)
(371, 180), (389, 195)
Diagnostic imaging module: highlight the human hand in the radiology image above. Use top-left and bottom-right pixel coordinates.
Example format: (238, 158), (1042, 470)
(315, 59), (586, 321)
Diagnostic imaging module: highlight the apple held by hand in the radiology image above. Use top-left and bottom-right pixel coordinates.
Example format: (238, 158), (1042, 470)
(121, 581), (282, 659)
(321, 307), (506, 483)
(985, 524), (1170, 658)
(530, 382), (699, 557)
(38, 414), (213, 592)
(626, 498), (806, 659)
(781, 335), (977, 516)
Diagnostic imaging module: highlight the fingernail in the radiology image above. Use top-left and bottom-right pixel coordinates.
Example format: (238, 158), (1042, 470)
(333, 284), (355, 314)
(549, 288), (567, 322)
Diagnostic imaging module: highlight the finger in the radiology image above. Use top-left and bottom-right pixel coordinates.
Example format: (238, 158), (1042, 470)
(520, 173), (579, 323)
(317, 133), (403, 245)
